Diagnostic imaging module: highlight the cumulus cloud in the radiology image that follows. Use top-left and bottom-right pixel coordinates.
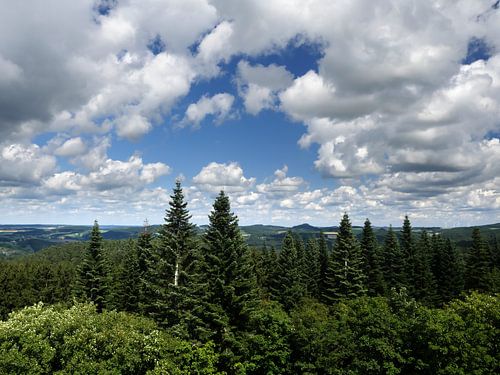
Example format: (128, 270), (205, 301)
(54, 137), (87, 157)
(183, 93), (235, 127)
(237, 61), (293, 114)
(193, 162), (255, 193)
(0, 144), (57, 186)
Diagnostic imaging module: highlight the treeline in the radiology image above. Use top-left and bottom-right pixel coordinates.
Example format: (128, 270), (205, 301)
(0, 181), (499, 373)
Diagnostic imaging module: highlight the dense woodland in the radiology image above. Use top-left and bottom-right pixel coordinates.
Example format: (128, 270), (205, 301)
(0, 182), (499, 374)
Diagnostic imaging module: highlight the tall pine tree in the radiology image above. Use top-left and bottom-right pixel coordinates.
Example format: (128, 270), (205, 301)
(141, 181), (201, 336)
(200, 191), (259, 369)
(323, 213), (366, 303)
(412, 231), (437, 306)
(271, 231), (305, 310)
(76, 220), (108, 312)
(465, 228), (492, 292)
(400, 216), (415, 294)
(360, 218), (386, 296)
(381, 226), (406, 292)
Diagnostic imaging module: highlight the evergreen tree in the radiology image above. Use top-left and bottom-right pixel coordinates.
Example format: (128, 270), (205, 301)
(400, 216), (415, 294)
(141, 181), (201, 336)
(465, 228), (492, 292)
(360, 219), (386, 296)
(200, 191), (259, 368)
(381, 226), (406, 291)
(413, 231), (437, 306)
(271, 232), (305, 310)
(260, 246), (278, 296)
(437, 239), (463, 302)
(323, 213), (366, 303)
(76, 220), (108, 312)
(318, 232), (330, 302)
(115, 240), (141, 312)
(304, 238), (321, 299)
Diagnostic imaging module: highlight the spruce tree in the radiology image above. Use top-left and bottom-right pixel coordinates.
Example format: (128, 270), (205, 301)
(271, 231), (305, 310)
(401, 216), (415, 294)
(115, 239), (141, 312)
(141, 181), (201, 336)
(360, 219), (386, 296)
(413, 231), (437, 306)
(304, 238), (321, 299)
(76, 220), (108, 312)
(323, 213), (366, 303)
(318, 232), (330, 302)
(465, 228), (492, 292)
(200, 191), (259, 367)
(381, 226), (406, 291)
(438, 238), (463, 302)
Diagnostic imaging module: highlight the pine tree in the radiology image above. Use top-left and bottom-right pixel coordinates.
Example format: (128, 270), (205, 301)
(465, 228), (492, 292)
(115, 239), (141, 312)
(271, 231), (305, 310)
(141, 181), (201, 336)
(318, 232), (330, 302)
(200, 191), (259, 367)
(304, 238), (321, 299)
(400, 216), (415, 294)
(76, 220), (108, 312)
(412, 231), (437, 306)
(381, 226), (406, 291)
(438, 238), (463, 302)
(260, 246), (278, 296)
(360, 219), (386, 296)
(323, 213), (366, 303)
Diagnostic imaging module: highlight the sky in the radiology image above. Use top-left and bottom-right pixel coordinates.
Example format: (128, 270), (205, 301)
(0, 0), (499, 227)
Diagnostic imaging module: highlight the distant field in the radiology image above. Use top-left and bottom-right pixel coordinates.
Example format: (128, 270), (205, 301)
(1, 222), (499, 258)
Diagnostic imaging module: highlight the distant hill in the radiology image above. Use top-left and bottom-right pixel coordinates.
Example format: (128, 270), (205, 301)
(1, 222), (499, 258)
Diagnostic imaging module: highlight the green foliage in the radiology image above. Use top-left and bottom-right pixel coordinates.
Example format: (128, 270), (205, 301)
(239, 301), (293, 374)
(75, 221), (109, 312)
(0, 303), (221, 374)
(323, 213), (366, 303)
(271, 231), (306, 310)
(360, 219), (386, 296)
(200, 191), (259, 370)
(412, 231), (437, 306)
(403, 293), (499, 374)
(291, 297), (406, 374)
(382, 226), (407, 291)
(465, 228), (493, 292)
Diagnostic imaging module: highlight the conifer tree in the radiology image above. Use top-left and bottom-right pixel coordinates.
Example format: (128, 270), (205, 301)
(401, 216), (415, 294)
(413, 231), (437, 306)
(271, 232), (305, 310)
(304, 238), (321, 298)
(200, 191), (258, 366)
(437, 238), (463, 302)
(76, 220), (108, 312)
(465, 228), (492, 292)
(115, 239), (141, 312)
(260, 246), (278, 296)
(141, 181), (201, 336)
(318, 232), (330, 301)
(381, 226), (406, 291)
(323, 213), (366, 303)
(360, 219), (386, 296)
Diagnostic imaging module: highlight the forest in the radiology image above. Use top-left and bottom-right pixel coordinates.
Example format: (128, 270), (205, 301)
(0, 181), (499, 374)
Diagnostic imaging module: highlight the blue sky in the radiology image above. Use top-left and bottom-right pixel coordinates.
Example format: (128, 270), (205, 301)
(0, 0), (499, 227)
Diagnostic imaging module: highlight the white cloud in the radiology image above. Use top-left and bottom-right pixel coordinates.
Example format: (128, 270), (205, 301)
(237, 61), (293, 114)
(193, 162), (255, 193)
(0, 144), (56, 185)
(115, 114), (152, 140)
(183, 93), (234, 127)
(54, 137), (87, 157)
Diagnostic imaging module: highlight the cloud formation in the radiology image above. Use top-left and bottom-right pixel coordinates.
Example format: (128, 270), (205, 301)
(0, 0), (498, 225)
